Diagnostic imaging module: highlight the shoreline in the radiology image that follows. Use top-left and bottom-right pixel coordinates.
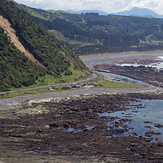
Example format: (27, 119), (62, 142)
(0, 92), (163, 163)
(0, 84), (162, 112)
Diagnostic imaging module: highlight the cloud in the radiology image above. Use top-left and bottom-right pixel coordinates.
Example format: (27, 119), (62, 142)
(14, 0), (163, 14)
(123, 0), (163, 14)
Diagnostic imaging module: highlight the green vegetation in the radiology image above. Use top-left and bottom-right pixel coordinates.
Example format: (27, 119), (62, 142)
(0, 87), (63, 99)
(95, 78), (147, 88)
(0, 0), (90, 92)
(0, 27), (46, 92)
(10, 64), (91, 91)
(1, 0), (87, 72)
(0, 89), (50, 99)
(87, 74), (147, 88)
(97, 81), (145, 88)
(18, 4), (163, 55)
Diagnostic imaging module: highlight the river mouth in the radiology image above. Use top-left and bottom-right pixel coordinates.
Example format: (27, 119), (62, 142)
(93, 57), (163, 142)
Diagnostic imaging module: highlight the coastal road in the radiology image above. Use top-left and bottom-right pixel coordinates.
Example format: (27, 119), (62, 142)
(0, 72), (98, 95)
(0, 86), (160, 111)
(1, 51), (163, 110)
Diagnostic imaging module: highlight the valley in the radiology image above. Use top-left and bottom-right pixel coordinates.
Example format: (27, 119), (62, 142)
(0, 1), (163, 162)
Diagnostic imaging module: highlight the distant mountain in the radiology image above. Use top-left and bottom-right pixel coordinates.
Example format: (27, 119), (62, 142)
(67, 10), (108, 15)
(66, 10), (75, 13)
(114, 7), (163, 18)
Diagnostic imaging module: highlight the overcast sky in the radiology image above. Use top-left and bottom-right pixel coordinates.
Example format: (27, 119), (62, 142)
(14, 0), (163, 14)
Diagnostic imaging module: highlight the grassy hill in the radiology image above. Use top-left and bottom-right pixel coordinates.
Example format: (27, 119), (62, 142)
(19, 4), (163, 55)
(0, 0), (90, 92)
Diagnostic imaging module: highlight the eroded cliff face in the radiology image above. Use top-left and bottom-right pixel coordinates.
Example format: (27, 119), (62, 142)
(0, 15), (46, 69)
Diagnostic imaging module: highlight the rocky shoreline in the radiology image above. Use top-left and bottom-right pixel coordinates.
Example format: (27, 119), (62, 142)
(0, 92), (163, 163)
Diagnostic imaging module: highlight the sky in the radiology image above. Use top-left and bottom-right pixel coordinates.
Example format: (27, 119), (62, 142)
(14, 0), (163, 15)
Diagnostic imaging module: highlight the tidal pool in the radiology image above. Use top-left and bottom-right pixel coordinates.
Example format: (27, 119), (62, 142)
(98, 99), (163, 142)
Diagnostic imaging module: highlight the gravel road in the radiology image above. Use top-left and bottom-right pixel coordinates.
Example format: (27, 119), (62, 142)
(0, 86), (161, 110)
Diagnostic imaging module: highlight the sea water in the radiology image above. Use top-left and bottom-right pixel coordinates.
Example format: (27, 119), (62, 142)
(116, 56), (163, 70)
(98, 99), (163, 142)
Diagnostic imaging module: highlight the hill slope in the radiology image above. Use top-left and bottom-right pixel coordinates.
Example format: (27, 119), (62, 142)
(0, 15), (46, 69)
(0, 26), (46, 91)
(19, 4), (163, 55)
(0, 0), (89, 92)
(66, 10), (108, 15)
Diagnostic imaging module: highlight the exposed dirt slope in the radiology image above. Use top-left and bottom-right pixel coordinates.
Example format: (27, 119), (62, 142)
(0, 15), (46, 69)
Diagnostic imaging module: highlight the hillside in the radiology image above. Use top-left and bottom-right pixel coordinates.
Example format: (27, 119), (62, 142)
(0, 15), (46, 69)
(67, 10), (108, 15)
(0, 25), (45, 92)
(0, 0), (89, 92)
(19, 4), (163, 55)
